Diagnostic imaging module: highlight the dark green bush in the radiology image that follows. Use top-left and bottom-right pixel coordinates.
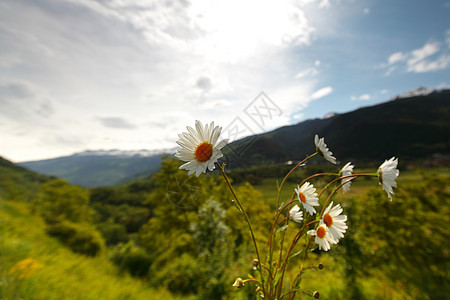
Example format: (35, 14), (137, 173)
(97, 222), (128, 246)
(110, 241), (153, 277)
(46, 220), (104, 256)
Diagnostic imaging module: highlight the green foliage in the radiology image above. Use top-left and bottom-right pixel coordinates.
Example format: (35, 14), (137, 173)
(326, 172), (449, 299)
(0, 200), (177, 300)
(349, 173), (450, 299)
(46, 220), (105, 256)
(151, 253), (202, 295)
(0, 156), (49, 202)
(33, 179), (91, 223)
(191, 199), (233, 299)
(89, 183), (152, 244)
(96, 221), (128, 245)
(110, 241), (153, 277)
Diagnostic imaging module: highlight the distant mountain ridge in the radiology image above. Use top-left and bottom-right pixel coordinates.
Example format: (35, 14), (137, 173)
(223, 88), (450, 167)
(17, 88), (450, 186)
(73, 148), (176, 158)
(19, 150), (172, 187)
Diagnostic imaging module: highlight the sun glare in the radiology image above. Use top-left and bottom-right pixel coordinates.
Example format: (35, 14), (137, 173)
(190, 0), (312, 62)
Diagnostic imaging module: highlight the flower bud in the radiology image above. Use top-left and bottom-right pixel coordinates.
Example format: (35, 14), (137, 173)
(313, 291), (320, 299)
(252, 259), (259, 270)
(232, 278), (244, 288)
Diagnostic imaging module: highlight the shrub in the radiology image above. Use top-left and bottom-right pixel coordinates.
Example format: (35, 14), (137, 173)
(46, 220), (104, 256)
(97, 222), (128, 246)
(110, 241), (152, 277)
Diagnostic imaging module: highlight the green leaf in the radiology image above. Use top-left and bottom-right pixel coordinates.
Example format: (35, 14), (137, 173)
(273, 271), (283, 288)
(231, 200), (244, 215)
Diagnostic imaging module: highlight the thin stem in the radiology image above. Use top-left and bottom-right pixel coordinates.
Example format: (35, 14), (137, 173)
(266, 153), (318, 270)
(318, 173), (375, 217)
(215, 162), (266, 296)
(276, 218), (318, 298)
(276, 152), (318, 209)
(276, 172), (335, 271)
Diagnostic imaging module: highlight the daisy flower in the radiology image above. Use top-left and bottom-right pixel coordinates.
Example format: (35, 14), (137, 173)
(307, 224), (335, 251)
(314, 135), (336, 164)
(340, 162), (354, 193)
(295, 182), (319, 215)
(175, 120), (228, 176)
(321, 201), (347, 242)
(377, 157), (400, 200)
(289, 204), (303, 223)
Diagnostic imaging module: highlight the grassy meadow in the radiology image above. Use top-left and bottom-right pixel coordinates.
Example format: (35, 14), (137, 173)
(0, 199), (178, 300)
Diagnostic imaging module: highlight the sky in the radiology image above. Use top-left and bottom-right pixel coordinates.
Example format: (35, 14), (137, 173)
(1, 0), (449, 162)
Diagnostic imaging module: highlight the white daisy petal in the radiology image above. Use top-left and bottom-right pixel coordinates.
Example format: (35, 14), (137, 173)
(308, 225), (335, 251)
(314, 134), (336, 164)
(175, 121), (229, 177)
(289, 204), (303, 223)
(321, 201), (348, 242)
(377, 157), (400, 200)
(340, 162), (354, 193)
(295, 182), (319, 216)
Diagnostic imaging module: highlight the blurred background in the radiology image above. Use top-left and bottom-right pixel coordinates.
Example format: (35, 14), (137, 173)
(1, 0), (449, 299)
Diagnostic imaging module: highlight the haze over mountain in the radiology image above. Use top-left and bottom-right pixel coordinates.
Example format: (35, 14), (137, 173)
(18, 89), (450, 186)
(19, 149), (173, 187)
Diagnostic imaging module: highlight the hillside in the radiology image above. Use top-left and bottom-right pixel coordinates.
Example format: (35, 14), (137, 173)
(0, 156), (50, 202)
(223, 89), (450, 167)
(0, 200), (177, 300)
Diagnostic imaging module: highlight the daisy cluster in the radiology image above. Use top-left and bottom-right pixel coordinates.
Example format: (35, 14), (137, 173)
(175, 121), (400, 253)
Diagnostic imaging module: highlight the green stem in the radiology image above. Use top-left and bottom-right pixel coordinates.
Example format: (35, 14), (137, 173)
(215, 162), (266, 296)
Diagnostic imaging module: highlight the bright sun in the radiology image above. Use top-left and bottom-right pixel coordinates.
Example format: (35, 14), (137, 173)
(190, 0), (313, 62)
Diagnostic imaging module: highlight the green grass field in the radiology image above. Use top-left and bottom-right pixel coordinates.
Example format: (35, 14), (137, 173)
(1, 166), (447, 299)
(0, 199), (178, 300)
(252, 167), (450, 205)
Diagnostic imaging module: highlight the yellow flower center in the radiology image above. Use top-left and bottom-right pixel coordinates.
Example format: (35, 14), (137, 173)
(317, 226), (326, 239)
(298, 192), (306, 203)
(195, 142), (213, 162)
(323, 214), (333, 227)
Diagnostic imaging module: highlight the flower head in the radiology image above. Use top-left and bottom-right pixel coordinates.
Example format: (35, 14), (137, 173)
(340, 162), (354, 193)
(307, 225), (335, 251)
(232, 278), (244, 288)
(295, 182), (319, 215)
(176, 121), (228, 176)
(289, 204), (303, 223)
(321, 201), (347, 242)
(377, 157), (399, 200)
(314, 135), (336, 164)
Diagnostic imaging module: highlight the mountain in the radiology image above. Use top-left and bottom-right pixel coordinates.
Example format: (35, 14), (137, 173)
(19, 149), (174, 187)
(16, 89), (450, 186)
(223, 89), (450, 167)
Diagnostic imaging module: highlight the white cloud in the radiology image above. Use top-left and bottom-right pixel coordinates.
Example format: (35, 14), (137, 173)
(295, 68), (318, 78)
(388, 51), (407, 64)
(385, 39), (450, 74)
(407, 42), (440, 66)
(351, 93), (371, 101)
(311, 86), (333, 100)
(0, 0), (324, 161)
(363, 8), (370, 14)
